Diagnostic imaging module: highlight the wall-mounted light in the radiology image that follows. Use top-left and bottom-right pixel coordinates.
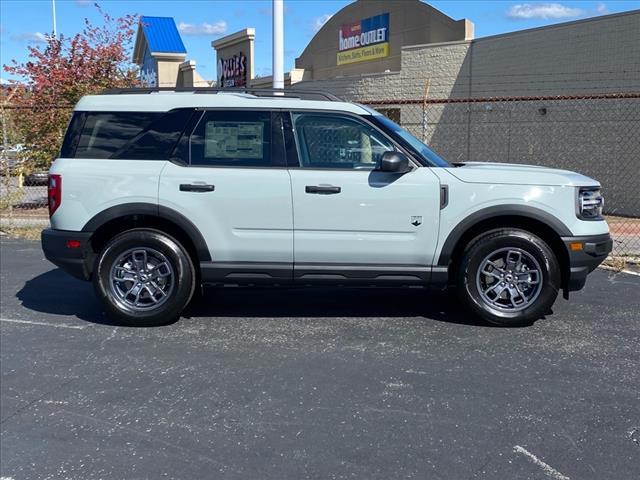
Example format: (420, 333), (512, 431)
(538, 107), (548, 116)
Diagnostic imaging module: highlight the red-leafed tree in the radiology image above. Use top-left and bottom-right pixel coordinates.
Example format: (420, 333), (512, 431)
(3, 4), (139, 168)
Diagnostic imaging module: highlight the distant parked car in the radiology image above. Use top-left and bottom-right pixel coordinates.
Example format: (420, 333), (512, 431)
(0, 144), (25, 175)
(24, 171), (49, 186)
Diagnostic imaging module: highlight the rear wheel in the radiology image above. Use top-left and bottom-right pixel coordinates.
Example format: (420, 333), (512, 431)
(457, 228), (560, 326)
(93, 229), (196, 326)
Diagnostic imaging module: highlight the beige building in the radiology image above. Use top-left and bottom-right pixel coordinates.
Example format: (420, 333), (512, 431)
(295, 0), (473, 81)
(133, 16), (210, 88)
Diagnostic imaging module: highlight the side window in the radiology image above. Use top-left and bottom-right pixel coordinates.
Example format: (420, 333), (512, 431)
(60, 112), (87, 158)
(292, 113), (394, 169)
(75, 112), (161, 159)
(190, 110), (271, 167)
(113, 109), (194, 160)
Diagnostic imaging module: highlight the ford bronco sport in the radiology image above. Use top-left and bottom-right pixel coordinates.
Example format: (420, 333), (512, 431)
(41, 88), (612, 327)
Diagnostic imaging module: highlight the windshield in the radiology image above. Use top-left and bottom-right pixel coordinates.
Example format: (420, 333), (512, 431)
(371, 114), (451, 167)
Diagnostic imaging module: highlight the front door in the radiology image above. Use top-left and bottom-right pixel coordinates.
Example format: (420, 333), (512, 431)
(159, 109), (293, 283)
(287, 112), (441, 283)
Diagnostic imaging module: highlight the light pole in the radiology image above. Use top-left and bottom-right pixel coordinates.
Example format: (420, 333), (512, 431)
(272, 0), (284, 91)
(52, 0), (57, 37)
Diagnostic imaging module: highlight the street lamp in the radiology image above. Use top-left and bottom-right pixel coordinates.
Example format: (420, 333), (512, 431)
(272, 0), (284, 90)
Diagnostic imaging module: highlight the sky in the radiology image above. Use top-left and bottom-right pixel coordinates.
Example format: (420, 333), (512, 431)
(1, 0), (638, 83)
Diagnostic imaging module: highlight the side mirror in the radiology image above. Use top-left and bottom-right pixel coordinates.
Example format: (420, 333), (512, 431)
(377, 151), (411, 173)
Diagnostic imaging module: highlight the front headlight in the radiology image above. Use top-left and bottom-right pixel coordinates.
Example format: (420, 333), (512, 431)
(577, 187), (604, 220)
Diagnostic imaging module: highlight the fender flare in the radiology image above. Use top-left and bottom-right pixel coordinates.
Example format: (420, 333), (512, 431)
(437, 204), (572, 266)
(82, 203), (211, 261)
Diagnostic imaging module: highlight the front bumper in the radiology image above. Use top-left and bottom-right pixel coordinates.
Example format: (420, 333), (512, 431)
(562, 233), (613, 292)
(41, 229), (94, 281)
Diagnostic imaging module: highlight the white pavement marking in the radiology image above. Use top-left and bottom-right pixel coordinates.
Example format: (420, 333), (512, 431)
(0, 318), (86, 330)
(513, 445), (570, 480)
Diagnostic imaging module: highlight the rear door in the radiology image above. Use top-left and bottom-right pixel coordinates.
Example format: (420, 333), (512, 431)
(159, 109), (294, 283)
(286, 111), (441, 283)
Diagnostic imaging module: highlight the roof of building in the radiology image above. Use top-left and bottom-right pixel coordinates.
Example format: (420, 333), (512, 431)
(74, 92), (371, 115)
(139, 16), (187, 54)
(133, 16), (187, 64)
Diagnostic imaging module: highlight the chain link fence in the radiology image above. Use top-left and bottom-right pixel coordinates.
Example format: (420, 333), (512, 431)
(1, 102), (68, 228)
(1, 95), (639, 256)
(363, 93), (640, 257)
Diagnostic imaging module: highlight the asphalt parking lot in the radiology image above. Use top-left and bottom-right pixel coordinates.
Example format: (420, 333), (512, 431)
(1, 237), (639, 480)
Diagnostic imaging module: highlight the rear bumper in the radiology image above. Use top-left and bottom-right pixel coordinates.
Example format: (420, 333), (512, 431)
(41, 229), (94, 281)
(562, 233), (613, 292)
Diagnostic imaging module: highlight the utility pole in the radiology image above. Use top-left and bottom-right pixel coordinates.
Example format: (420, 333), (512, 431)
(272, 0), (284, 91)
(52, 0), (57, 37)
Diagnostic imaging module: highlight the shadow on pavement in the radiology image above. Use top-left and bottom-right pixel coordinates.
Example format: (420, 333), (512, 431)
(16, 268), (495, 328)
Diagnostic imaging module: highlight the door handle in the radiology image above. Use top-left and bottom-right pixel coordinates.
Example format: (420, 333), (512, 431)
(180, 183), (215, 192)
(305, 185), (341, 195)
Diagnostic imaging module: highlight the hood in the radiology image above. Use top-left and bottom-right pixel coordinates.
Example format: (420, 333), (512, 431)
(446, 162), (599, 187)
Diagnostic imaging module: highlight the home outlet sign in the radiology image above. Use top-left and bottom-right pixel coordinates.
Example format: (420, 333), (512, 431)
(337, 13), (389, 66)
(218, 52), (247, 88)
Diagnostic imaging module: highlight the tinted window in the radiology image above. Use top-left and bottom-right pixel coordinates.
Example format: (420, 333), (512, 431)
(190, 111), (271, 167)
(292, 113), (394, 169)
(114, 109), (193, 160)
(75, 112), (160, 159)
(60, 112), (87, 158)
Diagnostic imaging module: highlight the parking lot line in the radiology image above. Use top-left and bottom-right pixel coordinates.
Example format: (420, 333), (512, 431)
(513, 445), (571, 480)
(0, 318), (86, 330)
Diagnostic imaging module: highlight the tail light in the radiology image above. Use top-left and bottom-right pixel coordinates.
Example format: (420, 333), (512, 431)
(48, 174), (62, 217)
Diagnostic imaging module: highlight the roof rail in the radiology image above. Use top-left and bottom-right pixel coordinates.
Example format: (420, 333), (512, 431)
(101, 87), (343, 102)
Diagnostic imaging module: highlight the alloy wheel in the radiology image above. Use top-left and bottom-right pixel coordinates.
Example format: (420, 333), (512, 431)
(475, 247), (543, 312)
(109, 247), (175, 311)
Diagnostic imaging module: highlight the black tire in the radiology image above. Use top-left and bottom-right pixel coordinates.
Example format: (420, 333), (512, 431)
(93, 228), (196, 327)
(456, 228), (560, 327)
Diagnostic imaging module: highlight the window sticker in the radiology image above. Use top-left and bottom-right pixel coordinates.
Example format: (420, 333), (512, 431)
(204, 121), (264, 159)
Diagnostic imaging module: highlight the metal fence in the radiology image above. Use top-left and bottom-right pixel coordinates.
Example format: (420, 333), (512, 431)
(1, 95), (639, 256)
(362, 93), (640, 257)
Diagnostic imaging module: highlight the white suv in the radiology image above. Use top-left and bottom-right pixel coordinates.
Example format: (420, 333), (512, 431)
(41, 88), (612, 327)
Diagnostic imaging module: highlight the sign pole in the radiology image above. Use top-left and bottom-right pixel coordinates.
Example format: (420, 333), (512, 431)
(272, 0), (284, 91)
(52, 0), (57, 37)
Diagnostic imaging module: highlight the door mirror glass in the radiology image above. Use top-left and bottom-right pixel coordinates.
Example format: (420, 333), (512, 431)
(377, 151), (411, 173)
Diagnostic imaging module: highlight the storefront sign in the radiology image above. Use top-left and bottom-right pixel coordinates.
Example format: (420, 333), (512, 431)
(139, 48), (157, 87)
(337, 13), (389, 66)
(218, 52), (247, 88)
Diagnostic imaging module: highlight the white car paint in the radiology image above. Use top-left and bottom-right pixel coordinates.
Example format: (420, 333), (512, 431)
(289, 167), (441, 266)
(49, 158), (165, 231)
(158, 162), (294, 263)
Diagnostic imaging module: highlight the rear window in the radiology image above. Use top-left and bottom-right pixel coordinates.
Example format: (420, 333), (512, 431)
(61, 110), (192, 160)
(75, 112), (160, 159)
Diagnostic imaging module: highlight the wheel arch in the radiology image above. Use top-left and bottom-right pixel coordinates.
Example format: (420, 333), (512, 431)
(83, 203), (211, 266)
(438, 205), (571, 289)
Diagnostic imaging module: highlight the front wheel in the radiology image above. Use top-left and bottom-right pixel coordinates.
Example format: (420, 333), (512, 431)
(457, 228), (561, 326)
(93, 229), (196, 326)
